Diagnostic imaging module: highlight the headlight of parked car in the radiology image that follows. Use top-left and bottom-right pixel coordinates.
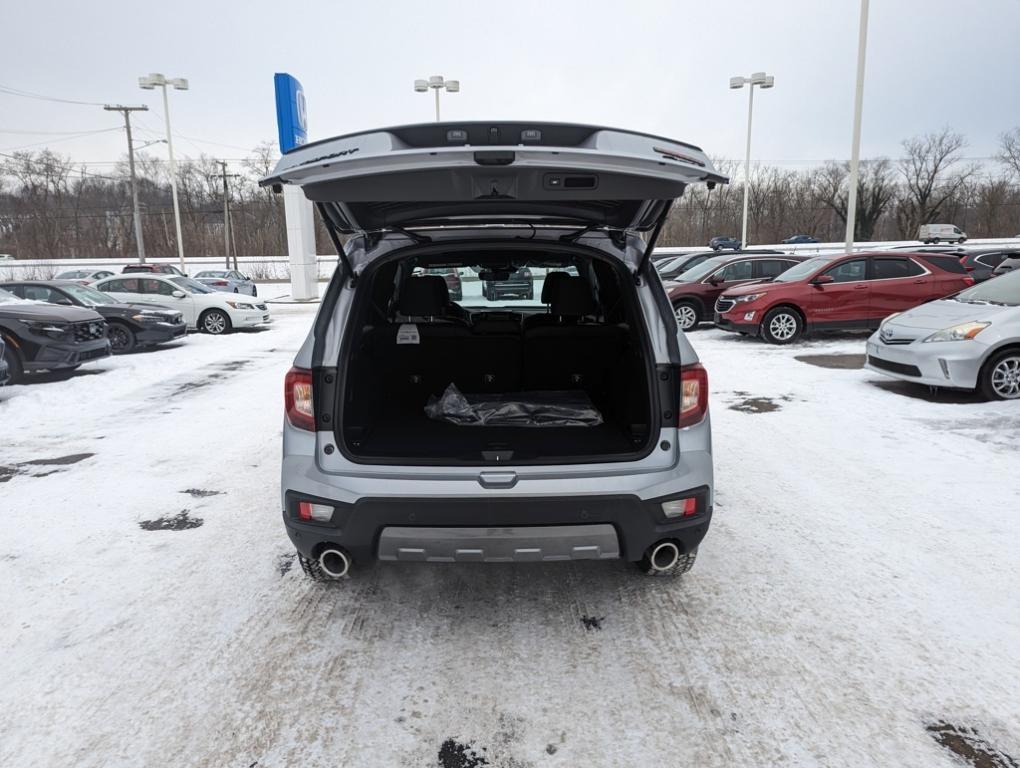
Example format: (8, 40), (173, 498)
(734, 293), (766, 303)
(923, 321), (990, 343)
(132, 312), (164, 323)
(226, 301), (255, 310)
(21, 319), (69, 338)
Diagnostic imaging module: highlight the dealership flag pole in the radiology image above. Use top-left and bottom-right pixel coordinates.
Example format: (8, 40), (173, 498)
(844, 0), (870, 253)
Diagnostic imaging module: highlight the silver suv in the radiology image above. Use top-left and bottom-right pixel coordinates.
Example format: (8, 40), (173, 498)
(264, 122), (724, 580)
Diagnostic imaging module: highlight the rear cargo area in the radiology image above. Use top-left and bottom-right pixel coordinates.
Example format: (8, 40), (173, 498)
(337, 249), (657, 465)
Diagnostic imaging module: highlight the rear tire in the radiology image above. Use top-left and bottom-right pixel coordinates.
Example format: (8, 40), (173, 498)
(639, 546), (697, 577)
(2, 343), (23, 384)
(107, 322), (136, 354)
(200, 309), (231, 335)
(673, 300), (701, 331)
(761, 306), (804, 344)
(979, 349), (1020, 401)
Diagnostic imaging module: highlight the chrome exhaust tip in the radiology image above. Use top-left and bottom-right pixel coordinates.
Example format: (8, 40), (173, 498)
(647, 541), (680, 572)
(318, 547), (351, 579)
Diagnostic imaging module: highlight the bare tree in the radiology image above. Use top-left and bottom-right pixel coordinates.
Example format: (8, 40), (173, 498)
(813, 158), (895, 241)
(896, 129), (976, 236)
(998, 127), (1020, 178)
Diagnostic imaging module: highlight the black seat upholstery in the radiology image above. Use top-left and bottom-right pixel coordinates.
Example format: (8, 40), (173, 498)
(522, 271), (571, 331)
(523, 277), (624, 391)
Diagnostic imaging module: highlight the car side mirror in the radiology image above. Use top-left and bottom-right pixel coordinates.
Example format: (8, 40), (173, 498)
(172, 290), (186, 298)
(811, 274), (835, 286)
(56, 298), (74, 306)
(707, 275), (724, 285)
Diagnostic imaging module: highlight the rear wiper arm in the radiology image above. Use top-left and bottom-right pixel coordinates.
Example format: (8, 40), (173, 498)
(560, 224), (600, 243)
(391, 225), (431, 244)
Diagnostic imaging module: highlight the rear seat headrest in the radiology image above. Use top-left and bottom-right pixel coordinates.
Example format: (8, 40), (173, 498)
(541, 271), (570, 304)
(551, 277), (598, 317)
(399, 276), (449, 316)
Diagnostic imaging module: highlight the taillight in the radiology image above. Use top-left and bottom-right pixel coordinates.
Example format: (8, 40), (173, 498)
(298, 501), (333, 521)
(962, 276), (975, 286)
(213, 280), (228, 286)
(678, 363), (709, 428)
(284, 367), (315, 430)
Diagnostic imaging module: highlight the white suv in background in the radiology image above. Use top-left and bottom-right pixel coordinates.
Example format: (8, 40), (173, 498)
(93, 274), (270, 334)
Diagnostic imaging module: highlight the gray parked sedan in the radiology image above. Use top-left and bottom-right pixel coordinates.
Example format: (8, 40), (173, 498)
(866, 269), (1020, 400)
(193, 270), (257, 296)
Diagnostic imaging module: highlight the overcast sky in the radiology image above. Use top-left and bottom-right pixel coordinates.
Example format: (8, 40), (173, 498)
(2, 0), (1019, 174)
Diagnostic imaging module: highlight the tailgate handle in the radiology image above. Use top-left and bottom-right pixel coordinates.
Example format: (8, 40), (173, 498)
(478, 471), (518, 489)
(474, 151), (515, 166)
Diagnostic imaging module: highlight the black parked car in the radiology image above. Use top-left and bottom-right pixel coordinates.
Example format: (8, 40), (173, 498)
(709, 236), (742, 251)
(482, 266), (534, 300)
(993, 254), (1020, 277)
(0, 287), (110, 383)
(959, 249), (1020, 282)
(782, 234), (819, 244)
(1, 280), (186, 354)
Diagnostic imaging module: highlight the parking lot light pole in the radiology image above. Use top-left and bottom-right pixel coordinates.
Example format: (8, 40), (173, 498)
(139, 73), (189, 272)
(414, 76), (459, 121)
(103, 104), (149, 263)
(730, 72), (774, 248)
(844, 0), (870, 253)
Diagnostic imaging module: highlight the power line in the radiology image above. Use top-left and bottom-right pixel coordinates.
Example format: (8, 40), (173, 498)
(0, 127), (122, 152)
(0, 83), (106, 107)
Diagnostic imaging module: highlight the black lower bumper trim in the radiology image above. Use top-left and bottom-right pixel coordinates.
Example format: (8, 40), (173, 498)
(282, 489), (712, 563)
(867, 354), (922, 377)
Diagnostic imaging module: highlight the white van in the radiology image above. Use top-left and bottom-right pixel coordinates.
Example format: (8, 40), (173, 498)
(918, 223), (966, 244)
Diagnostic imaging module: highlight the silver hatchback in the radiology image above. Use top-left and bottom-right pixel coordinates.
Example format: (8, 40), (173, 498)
(866, 269), (1020, 399)
(265, 122), (724, 581)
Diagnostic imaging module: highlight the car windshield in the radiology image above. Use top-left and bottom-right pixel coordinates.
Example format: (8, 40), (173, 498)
(0, 287), (25, 303)
(950, 270), (1020, 306)
(772, 256), (835, 282)
(656, 256), (687, 273)
(170, 276), (215, 294)
(55, 270), (91, 279)
(672, 256), (729, 283)
(60, 283), (117, 307)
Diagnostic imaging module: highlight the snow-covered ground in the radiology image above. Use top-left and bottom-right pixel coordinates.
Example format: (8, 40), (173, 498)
(1, 307), (1018, 767)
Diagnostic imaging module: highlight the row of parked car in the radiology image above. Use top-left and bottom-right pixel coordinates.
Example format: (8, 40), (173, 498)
(652, 245), (1020, 400)
(0, 263), (271, 385)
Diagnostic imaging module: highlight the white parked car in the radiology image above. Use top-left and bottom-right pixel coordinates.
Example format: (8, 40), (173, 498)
(54, 269), (117, 285)
(92, 274), (271, 334)
(918, 223), (966, 244)
(193, 270), (258, 296)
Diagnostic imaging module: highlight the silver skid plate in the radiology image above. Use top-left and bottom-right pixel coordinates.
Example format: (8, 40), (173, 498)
(377, 524), (620, 563)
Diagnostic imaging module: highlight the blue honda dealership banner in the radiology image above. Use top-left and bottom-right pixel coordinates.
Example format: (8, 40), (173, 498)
(274, 73), (307, 153)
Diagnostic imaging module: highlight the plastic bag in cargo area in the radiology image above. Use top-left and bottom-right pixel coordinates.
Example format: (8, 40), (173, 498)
(424, 384), (604, 427)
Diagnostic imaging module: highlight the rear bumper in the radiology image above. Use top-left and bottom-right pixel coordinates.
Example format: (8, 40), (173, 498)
(281, 488), (712, 564)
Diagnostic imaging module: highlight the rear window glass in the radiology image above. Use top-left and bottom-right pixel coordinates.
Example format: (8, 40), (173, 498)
(872, 258), (925, 280)
(919, 255), (966, 274)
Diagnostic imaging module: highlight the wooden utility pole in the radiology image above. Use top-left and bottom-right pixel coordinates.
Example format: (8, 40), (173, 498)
(219, 161), (240, 269)
(104, 104), (149, 262)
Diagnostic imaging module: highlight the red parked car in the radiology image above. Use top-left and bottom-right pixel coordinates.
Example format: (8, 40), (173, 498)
(664, 252), (805, 331)
(715, 251), (974, 344)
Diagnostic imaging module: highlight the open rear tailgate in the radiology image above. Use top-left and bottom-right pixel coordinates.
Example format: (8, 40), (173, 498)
(261, 121), (726, 233)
